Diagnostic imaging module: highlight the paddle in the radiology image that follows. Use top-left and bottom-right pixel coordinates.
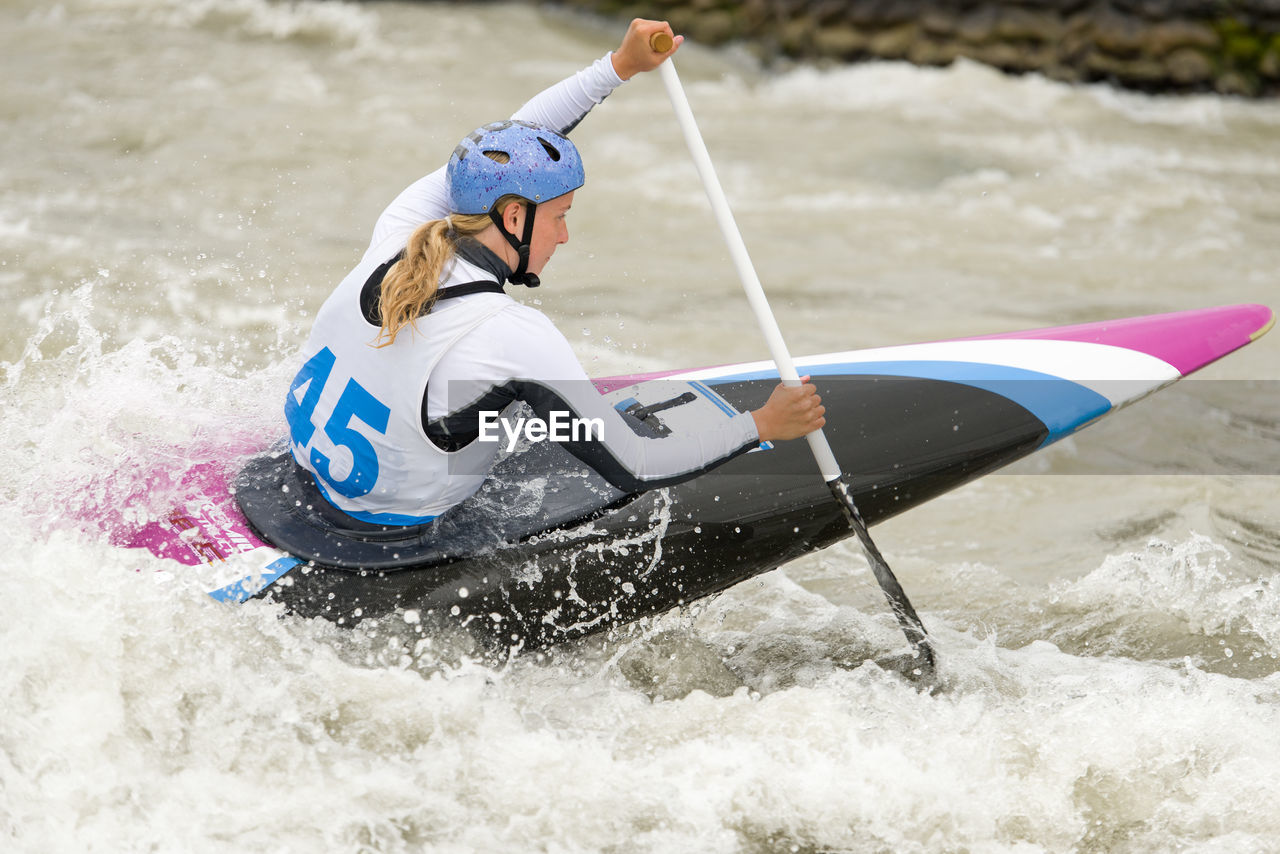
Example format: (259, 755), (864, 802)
(648, 31), (936, 673)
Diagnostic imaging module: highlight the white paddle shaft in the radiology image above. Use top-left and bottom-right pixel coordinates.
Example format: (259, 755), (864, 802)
(657, 60), (843, 483)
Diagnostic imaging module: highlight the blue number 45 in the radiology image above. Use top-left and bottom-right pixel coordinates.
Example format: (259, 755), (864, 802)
(284, 347), (390, 499)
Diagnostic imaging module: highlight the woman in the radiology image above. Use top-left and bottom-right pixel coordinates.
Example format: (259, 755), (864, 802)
(285, 19), (825, 527)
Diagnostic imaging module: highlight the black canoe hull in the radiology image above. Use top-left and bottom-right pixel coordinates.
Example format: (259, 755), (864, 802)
(240, 373), (1046, 647)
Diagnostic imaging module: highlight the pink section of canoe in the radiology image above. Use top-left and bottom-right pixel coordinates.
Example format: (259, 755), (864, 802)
(117, 459), (270, 567)
(960, 304), (1274, 377)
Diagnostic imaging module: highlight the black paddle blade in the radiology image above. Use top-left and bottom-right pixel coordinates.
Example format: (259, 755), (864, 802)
(828, 477), (936, 674)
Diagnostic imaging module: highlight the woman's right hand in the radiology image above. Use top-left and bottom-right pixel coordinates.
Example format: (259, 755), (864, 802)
(611, 18), (682, 80)
(751, 377), (826, 442)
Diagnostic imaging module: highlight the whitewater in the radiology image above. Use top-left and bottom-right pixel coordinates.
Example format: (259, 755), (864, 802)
(3, 1), (1279, 851)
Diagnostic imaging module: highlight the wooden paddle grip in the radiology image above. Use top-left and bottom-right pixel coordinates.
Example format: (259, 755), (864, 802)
(649, 31), (674, 53)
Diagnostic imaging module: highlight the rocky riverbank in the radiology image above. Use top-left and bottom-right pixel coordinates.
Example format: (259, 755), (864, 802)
(545, 0), (1280, 96)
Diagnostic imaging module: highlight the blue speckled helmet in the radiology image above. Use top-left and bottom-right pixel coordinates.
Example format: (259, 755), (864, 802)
(447, 120), (585, 214)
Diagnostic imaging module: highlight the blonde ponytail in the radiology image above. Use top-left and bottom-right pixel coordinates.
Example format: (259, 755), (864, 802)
(376, 218), (454, 347)
(374, 194), (522, 347)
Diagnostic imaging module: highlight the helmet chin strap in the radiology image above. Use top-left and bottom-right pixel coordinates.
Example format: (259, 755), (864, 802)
(489, 201), (540, 288)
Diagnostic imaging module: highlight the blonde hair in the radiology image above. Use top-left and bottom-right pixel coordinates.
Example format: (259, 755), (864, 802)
(376, 155), (523, 347)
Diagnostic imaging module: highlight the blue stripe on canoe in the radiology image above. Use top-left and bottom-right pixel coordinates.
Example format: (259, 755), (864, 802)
(208, 556), (302, 604)
(705, 360), (1113, 445)
(689, 380), (739, 418)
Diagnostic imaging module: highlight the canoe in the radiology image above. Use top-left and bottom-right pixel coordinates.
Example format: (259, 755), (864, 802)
(121, 304), (1273, 649)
